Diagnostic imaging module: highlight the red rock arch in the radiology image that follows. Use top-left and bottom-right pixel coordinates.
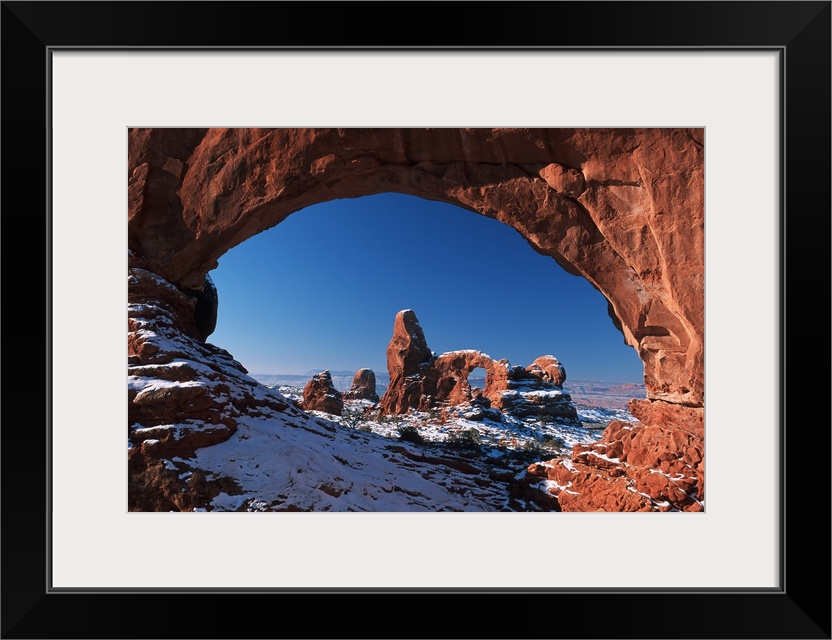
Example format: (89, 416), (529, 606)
(128, 127), (703, 407)
(431, 351), (506, 407)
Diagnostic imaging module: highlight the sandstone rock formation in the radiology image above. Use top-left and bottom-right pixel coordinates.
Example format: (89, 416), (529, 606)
(343, 368), (379, 402)
(526, 355), (566, 387)
(302, 371), (343, 415)
(128, 267), (298, 509)
(128, 127), (703, 408)
(523, 401), (704, 512)
(385, 309), (431, 379)
(127, 127), (705, 512)
(128, 268), (292, 458)
(380, 310), (578, 422)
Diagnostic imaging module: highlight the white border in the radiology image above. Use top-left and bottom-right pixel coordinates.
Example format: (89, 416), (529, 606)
(51, 51), (780, 588)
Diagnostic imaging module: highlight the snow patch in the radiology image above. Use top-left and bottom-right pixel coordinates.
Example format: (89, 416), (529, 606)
(575, 450), (622, 464)
(211, 492), (248, 511)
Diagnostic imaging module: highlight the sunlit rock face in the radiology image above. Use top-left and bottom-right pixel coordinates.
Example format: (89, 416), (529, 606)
(526, 355), (566, 387)
(127, 127), (705, 511)
(343, 368), (379, 402)
(379, 310), (578, 422)
(524, 402), (704, 512)
(302, 371), (343, 416)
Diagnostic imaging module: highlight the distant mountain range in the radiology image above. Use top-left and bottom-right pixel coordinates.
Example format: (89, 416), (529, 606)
(302, 369), (358, 377)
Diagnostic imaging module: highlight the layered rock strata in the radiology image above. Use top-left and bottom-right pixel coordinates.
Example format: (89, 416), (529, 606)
(128, 268), (291, 458)
(128, 268), (300, 509)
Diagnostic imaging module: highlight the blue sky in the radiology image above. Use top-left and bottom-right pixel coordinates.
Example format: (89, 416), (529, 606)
(209, 193), (643, 383)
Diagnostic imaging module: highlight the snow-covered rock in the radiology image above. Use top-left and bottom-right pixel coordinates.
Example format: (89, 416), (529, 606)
(380, 309), (579, 422)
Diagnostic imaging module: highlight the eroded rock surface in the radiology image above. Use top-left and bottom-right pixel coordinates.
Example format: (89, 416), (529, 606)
(127, 127), (705, 512)
(128, 127), (703, 406)
(128, 268), (295, 509)
(343, 368), (379, 402)
(302, 371), (343, 416)
(526, 355), (566, 387)
(523, 402), (704, 512)
(380, 310), (578, 422)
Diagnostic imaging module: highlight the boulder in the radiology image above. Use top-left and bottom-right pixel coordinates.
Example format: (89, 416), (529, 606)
(302, 371), (343, 416)
(344, 368), (379, 402)
(526, 355), (566, 387)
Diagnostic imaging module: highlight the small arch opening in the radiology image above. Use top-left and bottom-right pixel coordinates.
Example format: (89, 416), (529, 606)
(466, 367), (488, 395)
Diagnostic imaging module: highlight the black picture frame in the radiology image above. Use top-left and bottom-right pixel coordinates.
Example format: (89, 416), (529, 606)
(2, 2), (829, 638)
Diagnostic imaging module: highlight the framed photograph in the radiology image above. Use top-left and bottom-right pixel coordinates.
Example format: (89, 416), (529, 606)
(3, 1), (829, 638)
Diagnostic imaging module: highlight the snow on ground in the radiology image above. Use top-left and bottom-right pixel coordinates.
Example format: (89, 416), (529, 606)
(133, 368), (637, 512)
(574, 404), (638, 425)
(131, 272), (642, 513)
(166, 386), (636, 512)
(270, 385), (632, 452)
(140, 378), (637, 512)
(328, 402), (598, 451)
(187, 404), (517, 512)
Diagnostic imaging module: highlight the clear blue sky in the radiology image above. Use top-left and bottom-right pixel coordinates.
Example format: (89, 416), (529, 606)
(209, 193), (644, 383)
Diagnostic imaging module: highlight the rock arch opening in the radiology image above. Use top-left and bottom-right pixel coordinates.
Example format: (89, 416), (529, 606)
(128, 127), (705, 512)
(467, 367), (488, 395)
(207, 192), (644, 398)
(129, 128), (703, 407)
